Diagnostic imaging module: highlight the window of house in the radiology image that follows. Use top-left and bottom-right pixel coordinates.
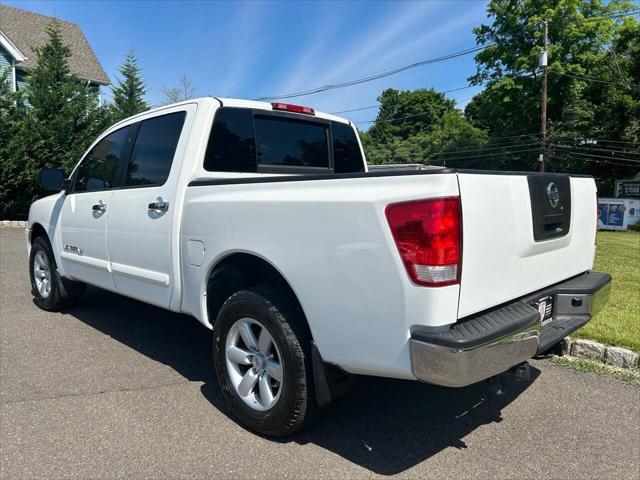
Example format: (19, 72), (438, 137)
(254, 115), (329, 169)
(203, 108), (256, 172)
(331, 122), (365, 173)
(74, 125), (132, 192)
(125, 111), (186, 187)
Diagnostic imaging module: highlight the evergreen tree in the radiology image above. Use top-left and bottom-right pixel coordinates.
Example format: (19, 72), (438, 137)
(111, 51), (148, 120)
(0, 22), (106, 217)
(0, 69), (25, 217)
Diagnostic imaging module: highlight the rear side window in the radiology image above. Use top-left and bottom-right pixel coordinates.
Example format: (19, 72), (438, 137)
(125, 111), (186, 187)
(204, 108), (256, 172)
(332, 122), (364, 173)
(254, 115), (329, 169)
(75, 125), (132, 192)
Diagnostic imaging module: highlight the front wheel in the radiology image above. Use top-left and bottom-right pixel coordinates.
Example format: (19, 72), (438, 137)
(213, 287), (317, 436)
(29, 236), (85, 311)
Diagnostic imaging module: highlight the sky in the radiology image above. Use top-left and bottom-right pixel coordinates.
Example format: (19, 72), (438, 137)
(5, 0), (492, 127)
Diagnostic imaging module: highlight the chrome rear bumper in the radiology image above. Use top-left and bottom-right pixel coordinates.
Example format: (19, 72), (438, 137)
(410, 272), (612, 387)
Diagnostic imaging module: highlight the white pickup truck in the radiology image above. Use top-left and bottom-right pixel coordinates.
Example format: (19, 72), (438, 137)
(28, 97), (611, 436)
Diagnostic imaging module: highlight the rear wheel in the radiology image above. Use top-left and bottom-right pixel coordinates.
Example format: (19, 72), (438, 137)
(213, 287), (317, 436)
(29, 236), (85, 311)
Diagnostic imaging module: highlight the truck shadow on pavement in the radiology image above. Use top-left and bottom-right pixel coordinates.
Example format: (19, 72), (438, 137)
(65, 287), (540, 476)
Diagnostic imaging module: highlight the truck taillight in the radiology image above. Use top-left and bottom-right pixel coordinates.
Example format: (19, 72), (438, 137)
(385, 197), (462, 287)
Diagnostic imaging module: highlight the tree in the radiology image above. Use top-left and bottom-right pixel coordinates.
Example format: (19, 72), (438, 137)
(0, 22), (108, 217)
(465, 0), (639, 184)
(367, 88), (456, 144)
(0, 69), (25, 217)
(161, 75), (196, 104)
(111, 50), (148, 121)
(361, 88), (487, 166)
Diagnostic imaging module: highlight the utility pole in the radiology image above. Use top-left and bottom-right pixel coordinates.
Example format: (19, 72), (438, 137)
(538, 20), (549, 172)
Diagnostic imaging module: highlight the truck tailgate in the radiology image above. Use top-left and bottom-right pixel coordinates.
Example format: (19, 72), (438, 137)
(457, 172), (597, 318)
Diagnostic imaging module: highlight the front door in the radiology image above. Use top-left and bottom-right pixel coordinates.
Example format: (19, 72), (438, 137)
(59, 124), (134, 291)
(59, 191), (113, 291)
(107, 108), (190, 308)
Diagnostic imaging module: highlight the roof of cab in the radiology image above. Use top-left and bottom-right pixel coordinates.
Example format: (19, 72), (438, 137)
(110, 96), (352, 131)
(214, 97), (351, 125)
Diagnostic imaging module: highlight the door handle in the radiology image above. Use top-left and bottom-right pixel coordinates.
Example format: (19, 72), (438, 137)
(92, 201), (107, 213)
(148, 199), (170, 212)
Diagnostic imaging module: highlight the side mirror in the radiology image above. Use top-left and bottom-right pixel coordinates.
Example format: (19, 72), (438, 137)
(37, 167), (66, 192)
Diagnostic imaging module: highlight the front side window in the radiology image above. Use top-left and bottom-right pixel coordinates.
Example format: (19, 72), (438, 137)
(332, 122), (364, 173)
(125, 111), (186, 187)
(75, 126), (132, 192)
(254, 115), (329, 169)
(203, 108), (256, 172)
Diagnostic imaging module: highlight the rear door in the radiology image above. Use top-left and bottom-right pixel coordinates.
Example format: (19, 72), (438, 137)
(456, 172), (597, 318)
(107, 106), (191, 308)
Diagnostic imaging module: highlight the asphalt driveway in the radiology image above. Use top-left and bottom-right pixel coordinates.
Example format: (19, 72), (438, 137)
(1, 227), (638, 479)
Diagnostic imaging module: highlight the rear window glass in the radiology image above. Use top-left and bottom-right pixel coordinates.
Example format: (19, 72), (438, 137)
(332, 122), (364, 173)
(203, 108), (364, 173)
(125, 111), (186, 187)
(204, 108), (256, 172)
(254, 115), (329, 169)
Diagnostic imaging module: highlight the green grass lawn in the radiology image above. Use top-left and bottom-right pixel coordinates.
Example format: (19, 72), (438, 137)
(573, 230), (639, 353)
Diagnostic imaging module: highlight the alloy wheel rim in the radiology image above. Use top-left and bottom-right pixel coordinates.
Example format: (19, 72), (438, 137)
(225, 317), (283, 411)
(33, 251), (52, 299)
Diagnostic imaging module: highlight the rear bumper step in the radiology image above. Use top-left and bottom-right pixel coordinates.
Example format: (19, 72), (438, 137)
(410, 272), (612, 387)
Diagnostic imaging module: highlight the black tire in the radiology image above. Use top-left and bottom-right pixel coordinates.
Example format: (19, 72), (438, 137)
(213, 286), (318, 437)
(29, 235), (85, 311)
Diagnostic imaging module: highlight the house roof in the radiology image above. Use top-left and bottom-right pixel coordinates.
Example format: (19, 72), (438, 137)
(0, 4), (110, 85)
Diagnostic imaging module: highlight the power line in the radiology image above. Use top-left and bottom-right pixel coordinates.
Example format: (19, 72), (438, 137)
(550, 70), (639, 88)
(356, 110), (439, 125)
(434, 141), (541, 157)
(547, 145), (640, 164)
(331, 105), (379, 115)
(547, 137), (640, 153)
(255, 44), (491, 101)
(428, 147), (541, 163)
(367, 138), (541, 165)
(330, 85), (476, 115)
(591, 138), (639, 146)
(580, 9), (640, 22)
(554, 145), (640, 158)
(549, 154), (640, 169)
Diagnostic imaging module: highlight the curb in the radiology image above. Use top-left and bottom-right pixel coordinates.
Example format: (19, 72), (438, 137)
(559, 337), (639, 369)
(1, 220), (28, 227)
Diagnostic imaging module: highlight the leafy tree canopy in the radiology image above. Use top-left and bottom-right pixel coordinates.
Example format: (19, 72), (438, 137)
(361, 89), (488, 166)
(366, 88), (456, 144)
(464, 0), (639, 185)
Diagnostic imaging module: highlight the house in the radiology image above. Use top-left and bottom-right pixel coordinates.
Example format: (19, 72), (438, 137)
(0, 4), (109, 96)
